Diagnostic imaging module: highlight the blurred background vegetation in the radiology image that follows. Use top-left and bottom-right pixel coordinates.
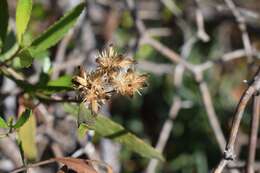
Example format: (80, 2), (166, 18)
(1, 0), (260, 173)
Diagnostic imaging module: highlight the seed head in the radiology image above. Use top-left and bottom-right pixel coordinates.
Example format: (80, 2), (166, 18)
(111, 69), (147, 97)
(73, 46), (147, 115)
(96, 46), (135, 76)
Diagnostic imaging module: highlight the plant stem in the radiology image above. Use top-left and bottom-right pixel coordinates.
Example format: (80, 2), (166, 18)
(0, 47), (22, 67)
(246, 95), (260, 173)
(213, 68), (260, 173)
(10, 159), (56, 173)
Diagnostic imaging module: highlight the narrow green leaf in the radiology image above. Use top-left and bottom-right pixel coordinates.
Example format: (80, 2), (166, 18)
(35, 75), (73, 94)
(94, 115), (164, 161)
(13, 109), (32, 129)
(0, 0), (9, 47)
(78, 102), (96, 125)
(18, 112), (37, 160)
(77, 123), (89, 139)
(28, 3), (85, 56)
(16, 0), (32, 44)
(64, 103), (164, 161)
(14, 49), (33, 68)
(0, 117), (8, 128)
(0, 43), (19, 61)
(1, 67), (70, 95)
(47, 75), (72, 87)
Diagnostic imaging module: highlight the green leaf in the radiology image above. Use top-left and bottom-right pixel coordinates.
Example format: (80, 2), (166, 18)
(14, 49), (33, 68)
(0, 117), (8, 128)
(16, 0), (32, 44)
(77, 123), (89, 139)
(18, 112), (37, 160)
(95, 116), (164, 160)
(13, 109), (32, 129)
(47, 75), (72, 87)
(0, 42), (19, 61)
(64, 103), (164, 161)
(0, 0), (9, 47)
(28, 3), (85, 56)
(34, 75), (73, 94)
(2, 67), (71, 95)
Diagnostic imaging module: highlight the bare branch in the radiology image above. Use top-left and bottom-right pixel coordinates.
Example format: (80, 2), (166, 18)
(142, 35), (226, 153)
(142, 36), (195, 72)
(213, 68), (260, 173)
(199, 81), (226, 151)
(246, 95), (260, 173)
(146, 97), (182, 173)
(195, 0), (210, 42)
(224, 0), (253, 62)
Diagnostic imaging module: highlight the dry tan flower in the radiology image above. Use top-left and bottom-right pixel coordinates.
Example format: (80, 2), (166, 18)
(113, 54), (136, 69)
(73, 67), (110, 114)
(112, 69), (147, 97)
(72, 46), (147, 115)
(72, 66), (88, 90)
(81, 87), (108, 115)
(96, 46), (135, 75)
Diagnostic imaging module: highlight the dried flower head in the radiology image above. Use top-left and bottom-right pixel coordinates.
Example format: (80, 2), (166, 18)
(73, 46), (147, 115)
(111, 69), (147, 97)
(73, 68), (110, 114)
(96, 46), (135, 76)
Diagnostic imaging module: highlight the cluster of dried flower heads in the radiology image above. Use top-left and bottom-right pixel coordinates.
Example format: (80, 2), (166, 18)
(72, 46), (147, 114)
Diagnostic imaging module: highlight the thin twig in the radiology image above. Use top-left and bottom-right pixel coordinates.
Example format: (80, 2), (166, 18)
(213, 68), (260, 173)
(199, 81), (226, 151)
(142, 35), (226, 151)
(246, 95), (260, 173)
(10, 159), (56, 173)
(199, 49), (259, 71)
(137, 60), (173, 76)
(145, 23), (196, 173)
(224, 0), (253, 62)
(146, 97), (182, 173)
(195, 0), (210, 42)
(142, 36), (195, 72)
(146, 28), (172, 37)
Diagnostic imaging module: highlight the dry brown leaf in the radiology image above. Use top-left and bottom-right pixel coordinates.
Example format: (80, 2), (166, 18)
(54, 157), (113, 173)
(54, 157), (97, 173)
